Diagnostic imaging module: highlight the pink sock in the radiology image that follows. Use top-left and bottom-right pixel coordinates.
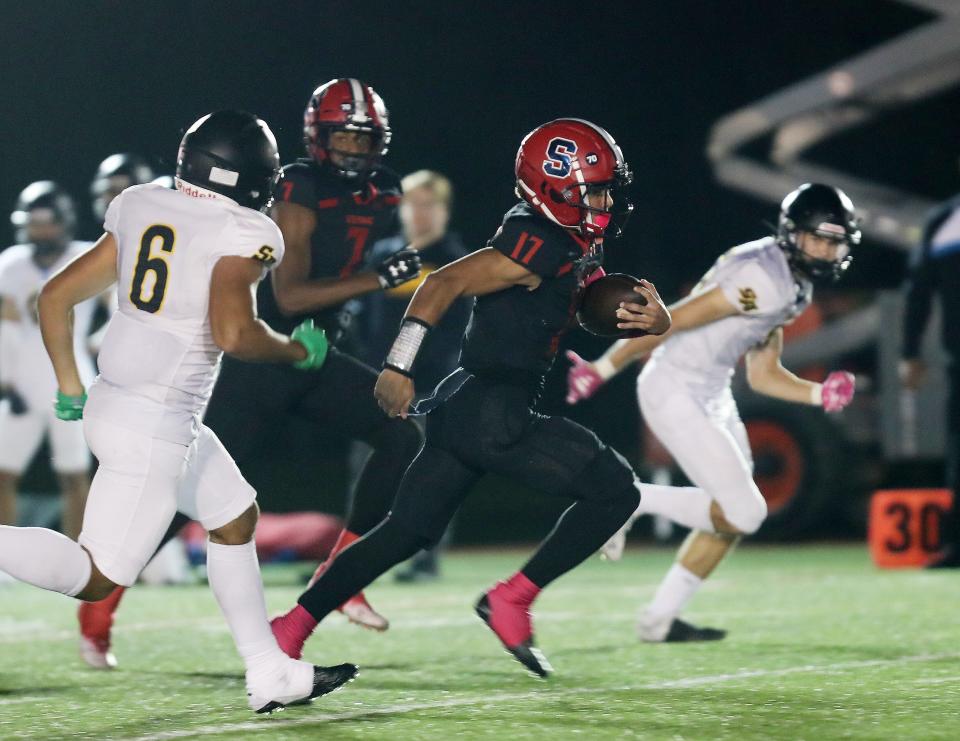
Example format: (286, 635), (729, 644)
(287, 603), (319, 635)
(272, 604), (318, 660)
(498, 572), (541, 606)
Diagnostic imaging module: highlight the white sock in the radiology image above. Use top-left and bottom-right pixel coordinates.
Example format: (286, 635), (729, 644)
(0, 526), (91, 597)
(646, 563), (703, 621)
(635, 483), (715, 532)
(206, 539), (286, 674)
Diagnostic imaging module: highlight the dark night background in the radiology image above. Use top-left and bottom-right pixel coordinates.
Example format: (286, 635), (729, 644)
(2, 1), (957, 539)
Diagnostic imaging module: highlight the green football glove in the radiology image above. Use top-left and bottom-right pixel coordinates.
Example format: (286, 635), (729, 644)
(291, 319), (329, 370)
(54, 390), (87, 421)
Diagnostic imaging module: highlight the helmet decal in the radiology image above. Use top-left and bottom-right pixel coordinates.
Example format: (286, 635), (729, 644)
(543, 138), (578, 178)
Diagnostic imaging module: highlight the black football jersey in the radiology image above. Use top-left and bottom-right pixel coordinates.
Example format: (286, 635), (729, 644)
(459, 202), (598, 386)
(257, 159), (401, 334)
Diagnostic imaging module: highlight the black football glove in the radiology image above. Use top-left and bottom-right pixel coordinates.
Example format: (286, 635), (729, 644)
(1, 387), (28, 416)
(376, 248), (422, 289)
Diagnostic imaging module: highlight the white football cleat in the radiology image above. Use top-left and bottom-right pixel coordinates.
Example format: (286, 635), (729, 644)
(340, 594), (389, 632)
(80, 636), (117, 670)
(247, 659), (358, 714)
(637, 609), (727, 643)
(637, 609), (673, 642)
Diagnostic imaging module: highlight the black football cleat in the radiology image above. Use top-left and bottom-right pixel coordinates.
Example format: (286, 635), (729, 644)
(474, 595), (553, 678)
(662, 618), (727, 643)
(254, 663), (358, 715)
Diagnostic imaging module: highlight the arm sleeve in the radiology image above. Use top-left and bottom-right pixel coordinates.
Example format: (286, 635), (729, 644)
(488, 219), (573, 278)
(718, 260), (785, 316)
(902, 239), (936, 359)
(275, 165), (316, 210)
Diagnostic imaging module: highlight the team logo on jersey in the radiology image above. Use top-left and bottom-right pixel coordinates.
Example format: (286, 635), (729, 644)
(543, 137), (578, 178)
(253, 245), (277, 266)
(738, 287), (758, 311)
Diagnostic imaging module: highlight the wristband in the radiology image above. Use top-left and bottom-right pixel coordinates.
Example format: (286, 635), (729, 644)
(384, 318), (431, 377)
(593, 356), (617, 381)
(810, 384), (823, 406)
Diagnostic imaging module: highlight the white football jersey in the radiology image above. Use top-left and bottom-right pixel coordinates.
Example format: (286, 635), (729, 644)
(0, 241), (98, 410)
(92, 183), (283, 443)
(652, 237), (811, 395)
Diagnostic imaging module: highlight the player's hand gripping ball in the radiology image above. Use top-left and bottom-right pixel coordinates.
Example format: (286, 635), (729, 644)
(375, 368), (415, 419)
(578, 274), (671, 337)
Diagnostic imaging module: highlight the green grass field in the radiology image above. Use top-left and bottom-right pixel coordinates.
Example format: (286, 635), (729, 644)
(1, 545), (958, 740)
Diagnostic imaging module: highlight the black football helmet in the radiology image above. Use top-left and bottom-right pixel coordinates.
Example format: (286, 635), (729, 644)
(10, 181), (76, 248)
(91, 153), (155, 221)
(176, 110), (281, 211)
(777, 183), (860, 283)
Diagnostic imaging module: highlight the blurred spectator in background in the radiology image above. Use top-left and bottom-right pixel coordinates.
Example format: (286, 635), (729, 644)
(900, 192), (960, 568)
(361, 170), (470, 391)
(359, 170), (470, 582)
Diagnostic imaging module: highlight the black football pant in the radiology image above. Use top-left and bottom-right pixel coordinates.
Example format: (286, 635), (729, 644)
(150, 349), (424, 557)
(298, 373), (640, 621)
(204, 349), (423, 534)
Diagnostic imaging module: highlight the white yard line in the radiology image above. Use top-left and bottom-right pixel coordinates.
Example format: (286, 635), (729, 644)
(0, 696), (49, 706)
(910, 674), (960, 685)
(127, 651), (960, 740)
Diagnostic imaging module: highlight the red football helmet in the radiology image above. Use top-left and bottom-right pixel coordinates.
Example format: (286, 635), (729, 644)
(515, 118), (633, 239)
(303, 78), (391, 183)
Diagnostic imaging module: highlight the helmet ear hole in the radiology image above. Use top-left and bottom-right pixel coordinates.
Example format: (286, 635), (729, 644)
(545, 185), (565, 205)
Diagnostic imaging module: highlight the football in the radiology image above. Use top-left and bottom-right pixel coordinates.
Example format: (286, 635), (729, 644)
(576, 273), (646, 337)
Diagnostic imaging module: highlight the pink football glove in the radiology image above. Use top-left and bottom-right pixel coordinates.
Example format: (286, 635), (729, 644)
(566, 350), (605, 404)
(821, 371), (855, 412)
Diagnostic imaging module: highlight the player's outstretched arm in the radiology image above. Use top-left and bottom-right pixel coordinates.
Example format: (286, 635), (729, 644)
(374, 248), (537, 418)
(567, 285), (737, 404)
(209, 256), (315, 365)
(39, 232), (118, 399)
(270, 202), (420, 315)
(745, 327), (855, 411)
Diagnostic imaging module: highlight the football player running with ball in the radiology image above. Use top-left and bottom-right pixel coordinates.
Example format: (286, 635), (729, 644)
(269, 119), (697, 678)
(566, 184), (858, 642)
(0, 111), (357, 712)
